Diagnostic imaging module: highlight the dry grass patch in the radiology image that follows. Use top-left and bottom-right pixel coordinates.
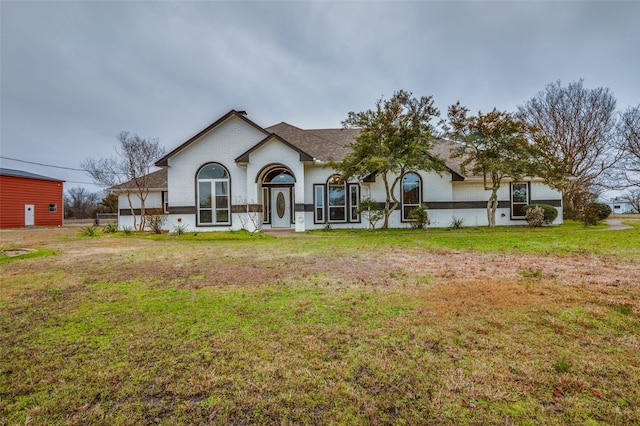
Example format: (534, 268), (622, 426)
(1, 227), (639, 424)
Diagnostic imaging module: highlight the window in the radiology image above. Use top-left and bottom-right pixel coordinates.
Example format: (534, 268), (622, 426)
(327, 175), (346, 222)
(314, 184), (325, 223)
(197, 163), (230, 225)
(511, 182), (529, 219)
(262, 187), (270, 224)
(349, 184), (360, 222)
(162, 191), (169, 213)
(401, 172), (421, 221)
(49, 204), (57, 213)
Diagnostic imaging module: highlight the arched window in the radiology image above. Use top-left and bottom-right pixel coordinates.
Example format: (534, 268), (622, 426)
(197, 163), (230, 225)
(327, 175), (346, 222)
(263, 167), (295, 183)
(402, 172), (421, 221)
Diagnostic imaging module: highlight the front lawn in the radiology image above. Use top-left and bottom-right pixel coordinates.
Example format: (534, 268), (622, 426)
(1, 222), (639, 424)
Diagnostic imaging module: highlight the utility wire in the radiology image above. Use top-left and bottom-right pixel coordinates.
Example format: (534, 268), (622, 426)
(0, 156), (86, 172)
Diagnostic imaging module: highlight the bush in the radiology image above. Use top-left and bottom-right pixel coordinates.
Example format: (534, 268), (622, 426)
(356, 197), (385, 229)
(590, 203), (612, 220)
(525, 206), (545, 228)
(449, 216), (465, 229)
(580, 202), (612, 226)
(145, 210), (167, 234)
(81, 226), (98, 237)
(103, 223), (118, 233)
(172, 224), (188, 236)
(523, 204), (558, 225)
(408, 205), (430, 229)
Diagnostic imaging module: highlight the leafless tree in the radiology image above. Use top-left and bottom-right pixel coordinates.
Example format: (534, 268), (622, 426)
(621, 188), (640, 213)
(82, 132), (164, 231)
(617, 105), (640, 188)
(64, 186), (100, 219)
(519, 80), (622, 217)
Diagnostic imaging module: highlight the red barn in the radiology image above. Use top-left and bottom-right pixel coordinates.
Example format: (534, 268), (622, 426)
(0, 168), (64, 228)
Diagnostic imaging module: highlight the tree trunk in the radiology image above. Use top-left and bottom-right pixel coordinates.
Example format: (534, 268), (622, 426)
(125, 192), (138, 231)
(487, 189), (498, 228)
(382, 174), (391, 229)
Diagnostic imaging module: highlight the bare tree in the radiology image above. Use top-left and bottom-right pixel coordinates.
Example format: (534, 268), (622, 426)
(82, 132), (164, 231)
(617, 105), (640, 188)
(64, 186), (100, 219)
(621, 188), (640, 213)
(519, 80), (622, 217)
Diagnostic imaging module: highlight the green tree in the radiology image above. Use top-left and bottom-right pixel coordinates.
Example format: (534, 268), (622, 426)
(445, 103), (535, 227)
(330, 90), (444, 228)
(98, 192), (118, 213)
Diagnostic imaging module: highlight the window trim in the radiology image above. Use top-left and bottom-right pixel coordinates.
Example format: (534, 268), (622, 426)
(327, 175), (347, 223)
(162, 191), (169, 214)
(349, 183), (361, 223)
(510, 182), (530, 220)
(196, 163), (231, 227)
(262, 187), (271, 224)
(401, 172), (422, 222)
(314, 184), (325, 224)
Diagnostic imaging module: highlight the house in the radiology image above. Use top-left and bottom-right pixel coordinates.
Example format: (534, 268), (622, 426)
(0, 168), (64, 228)
(114, 110), (563, 232)
(608, 198), (638, 214)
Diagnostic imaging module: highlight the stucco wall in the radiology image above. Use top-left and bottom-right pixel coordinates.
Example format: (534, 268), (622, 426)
(167, 116), (265, 209)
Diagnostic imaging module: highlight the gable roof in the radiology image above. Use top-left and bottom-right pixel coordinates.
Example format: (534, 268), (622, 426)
(155, 110), (268, 167)
(264, 122), (360, 162)
(153, 110), (467, 180)
(0, 168), (64, 182)
(235, 133), (314, 163)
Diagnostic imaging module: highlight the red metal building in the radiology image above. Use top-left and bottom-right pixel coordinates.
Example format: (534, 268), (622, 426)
(0, 168), (64, 228)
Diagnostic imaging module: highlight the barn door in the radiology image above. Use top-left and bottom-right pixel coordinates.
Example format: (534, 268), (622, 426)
(25, 204), (35, 226)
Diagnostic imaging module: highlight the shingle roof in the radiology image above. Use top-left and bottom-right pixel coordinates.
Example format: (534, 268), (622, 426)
(149, 110), (470, 186)
(0, 168), (64, 182)
(110, 169), (167, 191)
(265, 123), (360, 162)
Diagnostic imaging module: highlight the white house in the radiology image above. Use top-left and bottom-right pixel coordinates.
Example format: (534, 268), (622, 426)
(114, 109), (563, 232)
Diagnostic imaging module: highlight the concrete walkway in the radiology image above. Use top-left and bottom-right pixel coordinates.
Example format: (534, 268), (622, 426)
(604, 219), (634, 230)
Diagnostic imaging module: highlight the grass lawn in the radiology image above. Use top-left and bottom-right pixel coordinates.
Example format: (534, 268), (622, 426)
(1, 220), (639, 425)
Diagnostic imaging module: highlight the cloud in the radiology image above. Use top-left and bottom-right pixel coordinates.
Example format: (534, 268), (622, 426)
(1, 1), (638, 191)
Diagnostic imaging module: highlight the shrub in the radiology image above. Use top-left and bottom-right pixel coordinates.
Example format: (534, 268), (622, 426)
(523, 204), (558, 225)
(449, 216), (465, 229)
(356, 197), (385, 229)
(172, 224), (188, 236)
(81, 226), (98, 237)
(103, 223), (118, 233)
(144, 209), (167, 234)
(525, 206), (545, 228)
(580, 202), (612, 226)
(591, 203), (612, 220)
(408, 205), (430, 229)
(121, 226), (133, 235)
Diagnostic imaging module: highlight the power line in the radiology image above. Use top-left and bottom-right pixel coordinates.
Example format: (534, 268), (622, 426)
(0, 156), (86, 172)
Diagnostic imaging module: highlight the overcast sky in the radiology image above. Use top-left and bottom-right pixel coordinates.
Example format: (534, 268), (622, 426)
(1, 0), (639, 193)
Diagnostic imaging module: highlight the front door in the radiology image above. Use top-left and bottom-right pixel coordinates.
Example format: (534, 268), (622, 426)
(271, 188), (291, 228)
(25, 204), (35, 226)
